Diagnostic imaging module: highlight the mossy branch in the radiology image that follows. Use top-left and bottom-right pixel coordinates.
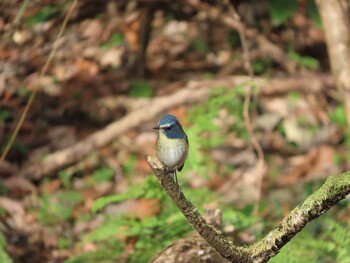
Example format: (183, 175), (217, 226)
(147, 156), (251, 263)
(147, 156), (350, 262)
(249, 171), (350, 262)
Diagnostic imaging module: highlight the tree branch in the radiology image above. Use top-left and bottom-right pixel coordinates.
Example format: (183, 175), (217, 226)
(147, 156), (252, 263)
(148, 156), (350, 262)
(19, 87), (208, 179)
(249, 171), (350, 262)
(17, 75), (332, 179)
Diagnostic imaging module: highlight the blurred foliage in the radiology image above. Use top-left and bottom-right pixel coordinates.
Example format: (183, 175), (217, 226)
(287, 48), (320, 69)
(102, 33), (124, 49)
(221, 206), (257, 231)
(39, 190), (83, 225)
(325, 219), (350, 262)
(29, 84), (349, 263)
(0, 136), (29, 157)
(287, 90), (301, 101)
(17, 87), (29, 98)
(264, 178), (350, 262)
(5, 1), (348, 261)
(0, 232), (12, 263)
(25, 6), (61, 25)
(270, 0), (321, 27)
(270, 0), (298, 26)
(65, 249), (122, 263)
(92, 178), (149, 214)
(58, 170), (74, 188)
(274, 91), (322, 146)
(58, 236), (73, 250)
(189, 39), (209, 54)
(0, 109), (12, 122)
(252, 59), (273, 75)
(329, 104), (350, 160)
(329, 105), (347, 128)
(186, 85), (249, 177)
(91, 167), (114, 184)
(78, 85), (261, 262)
(84, 170), (348, 263)
(122, 154), (138, 173)
(71, 175), (250, 263)
(202, 72), (215, 80)
(270, 217), (350, 263)
(6, 79), (346, 262)
(306, 0), (322, 27)
(227, 31), (241, 48)
(129, 81), (153, 98)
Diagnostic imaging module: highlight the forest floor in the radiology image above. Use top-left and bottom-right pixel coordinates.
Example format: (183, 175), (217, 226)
(0, 1), (349, 263)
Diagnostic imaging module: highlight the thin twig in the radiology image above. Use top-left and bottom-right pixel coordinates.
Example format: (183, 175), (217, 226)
(224, 1), (266, 215)
(192, 2), (297, 73)
(12, 0), (30, 28)
(0, 0), (79, 163)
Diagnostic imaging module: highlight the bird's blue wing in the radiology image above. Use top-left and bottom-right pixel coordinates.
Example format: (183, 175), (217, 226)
(177, 135), (189, 172)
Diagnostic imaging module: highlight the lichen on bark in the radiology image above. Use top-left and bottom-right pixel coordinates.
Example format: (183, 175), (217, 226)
(148, 156), (350, 263)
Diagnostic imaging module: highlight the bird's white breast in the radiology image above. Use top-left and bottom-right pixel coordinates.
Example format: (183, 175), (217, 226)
(156, 133), (188, 171)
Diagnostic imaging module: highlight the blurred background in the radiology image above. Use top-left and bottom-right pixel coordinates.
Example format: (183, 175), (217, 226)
(0, 0), (349, 262)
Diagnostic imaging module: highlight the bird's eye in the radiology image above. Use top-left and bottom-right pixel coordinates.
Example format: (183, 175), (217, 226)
(164, 127), (171, 131)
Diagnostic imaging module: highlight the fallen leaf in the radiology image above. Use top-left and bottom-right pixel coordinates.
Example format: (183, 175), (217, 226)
(42, 229), (58, 248)
(282, 118), (311, 145)
(130, 199), (161, 219)
(123, 11), (140, 51)
(136, 157), (152, 174)
(82, 19), (103, 39)
(99, 48), (124, 68)
(0, 197), (25, 230)
(74, 59), (99, 76)
(40, 179), (61, 194)
(278, 146), (337, 186)
(218, 160), (267, 204)
(3, 176), (35, 196)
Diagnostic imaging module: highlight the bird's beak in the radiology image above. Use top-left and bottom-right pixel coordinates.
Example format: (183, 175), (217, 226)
(153, 126), (160, 130)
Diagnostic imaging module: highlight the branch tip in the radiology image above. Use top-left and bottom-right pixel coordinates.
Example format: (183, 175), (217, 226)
(147, 156), (163, 171)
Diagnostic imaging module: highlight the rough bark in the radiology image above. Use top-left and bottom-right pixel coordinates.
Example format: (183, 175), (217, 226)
(249, 172), (350, 262)
(147, 156), (252, 263)
(150, 209), (230, 263)
(148, 156), (350, 262)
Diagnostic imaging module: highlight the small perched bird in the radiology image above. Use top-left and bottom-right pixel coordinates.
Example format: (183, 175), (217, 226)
(154, 115), (189, 186)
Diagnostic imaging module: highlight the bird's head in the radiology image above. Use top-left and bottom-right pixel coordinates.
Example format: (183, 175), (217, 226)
(153, 115), (186, 139)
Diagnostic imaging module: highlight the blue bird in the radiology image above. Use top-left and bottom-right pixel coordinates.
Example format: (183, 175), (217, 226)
(153, 115), (189, 186)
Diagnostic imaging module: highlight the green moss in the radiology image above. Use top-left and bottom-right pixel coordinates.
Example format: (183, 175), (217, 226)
(249, 172), (350, 261)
